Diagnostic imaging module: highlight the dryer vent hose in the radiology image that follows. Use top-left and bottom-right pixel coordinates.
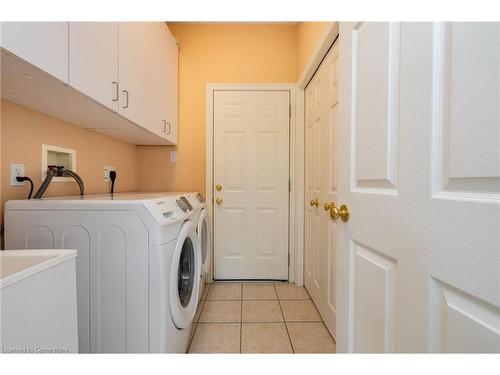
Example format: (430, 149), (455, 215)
(33, 169), (85, 199)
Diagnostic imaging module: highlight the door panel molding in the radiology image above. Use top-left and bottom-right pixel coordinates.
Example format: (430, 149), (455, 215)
(431, 22), (500, 202)
(429, 277), (500, 353)
(351, 240), (397, 353)
(350, 22), (401, 196)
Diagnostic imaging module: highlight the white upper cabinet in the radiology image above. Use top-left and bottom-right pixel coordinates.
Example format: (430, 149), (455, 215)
(118, 22), (148, 127)
(146, 23), (179, 144)
(69, 22), (119, 112)
(163, 26), (179, 144)
(0, 22), (178, 145)
(0, 22), (69, 83)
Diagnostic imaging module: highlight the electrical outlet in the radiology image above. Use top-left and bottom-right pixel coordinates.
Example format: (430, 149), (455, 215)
(10, 163), (26, 186)
(104, 165), (116, 182)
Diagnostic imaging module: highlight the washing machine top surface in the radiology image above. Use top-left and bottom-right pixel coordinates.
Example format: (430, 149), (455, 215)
(5, 192), (201, 242)
(39, 191), (194, 201)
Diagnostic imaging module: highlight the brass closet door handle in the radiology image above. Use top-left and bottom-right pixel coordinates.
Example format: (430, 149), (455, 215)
(309, 199), (319, 207)
(339, 204), (350, 222)
(215, 197), (223, 205)
(326, 202), (340, 221)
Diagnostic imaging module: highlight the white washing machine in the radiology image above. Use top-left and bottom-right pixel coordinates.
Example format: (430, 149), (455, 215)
(4, 192), (201, 353)
(185, 193), (210, 301)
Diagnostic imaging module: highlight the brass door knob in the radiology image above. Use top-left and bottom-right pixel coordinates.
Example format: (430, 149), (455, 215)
(339, 204), (350, 222)
(309, 198), (319, 207)
(327, 202), (340, 221)
(324, 203), (331, 211)
(215, 196), (223, 205)
(215, 184), (222, 191)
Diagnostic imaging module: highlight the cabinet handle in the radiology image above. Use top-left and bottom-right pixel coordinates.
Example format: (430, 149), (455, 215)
(112, 82), (119, 101)
(122, 90), (129, 109)
(162, 120), (171, 135)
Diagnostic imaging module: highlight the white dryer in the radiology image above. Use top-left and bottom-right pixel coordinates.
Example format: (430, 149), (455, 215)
(185, 193), (210, 301)
(4, 192), (201, 353)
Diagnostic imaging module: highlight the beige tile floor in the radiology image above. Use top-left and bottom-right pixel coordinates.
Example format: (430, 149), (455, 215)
(188, 282), (336, 354)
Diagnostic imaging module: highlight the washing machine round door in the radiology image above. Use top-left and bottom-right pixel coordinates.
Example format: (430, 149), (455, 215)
(197, 208), (210, 276)
(170, 221), (201, 329)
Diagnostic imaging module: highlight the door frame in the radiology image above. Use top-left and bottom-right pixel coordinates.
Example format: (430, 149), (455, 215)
(206, 83), (296, 282)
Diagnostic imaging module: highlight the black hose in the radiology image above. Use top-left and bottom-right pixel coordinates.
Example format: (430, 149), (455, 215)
(33, 169), (55, 199)
(110, 170), (117, 194)
(62, 170), (85, 196)
(16, 176), (34, 199)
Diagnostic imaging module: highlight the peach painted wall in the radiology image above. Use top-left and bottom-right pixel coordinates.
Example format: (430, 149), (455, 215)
(297, 22), (330, 74)
(1, 100), (138, 225)
(136, 23), (299, 195)
(136, 22), (331, 196)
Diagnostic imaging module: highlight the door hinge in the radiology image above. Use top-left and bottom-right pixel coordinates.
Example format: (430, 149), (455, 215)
(288, 253), (290, 266)
(289, 105), (291, 118)
(288, 179), (291, 192)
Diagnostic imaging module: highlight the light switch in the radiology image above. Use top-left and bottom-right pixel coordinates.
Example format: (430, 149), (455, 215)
(170, 151), (177, 162)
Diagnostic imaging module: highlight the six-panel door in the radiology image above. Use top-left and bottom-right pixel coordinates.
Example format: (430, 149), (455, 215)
(213, 90), (290, 280)
(337, 22), (500, 353)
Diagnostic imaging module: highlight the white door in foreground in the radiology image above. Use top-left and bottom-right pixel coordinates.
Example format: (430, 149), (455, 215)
(337, 22), (500, 352)
(213, 90), (290, 280)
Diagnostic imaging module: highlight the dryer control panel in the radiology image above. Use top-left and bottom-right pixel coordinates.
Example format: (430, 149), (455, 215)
(142, 196), (192, 225)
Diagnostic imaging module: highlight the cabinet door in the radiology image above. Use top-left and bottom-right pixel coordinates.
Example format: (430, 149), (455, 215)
(164, 26), (179, 144)
(146, 23), (169, 138)
(0, 22), (68, 83)
(69, 22), (119, 112)
(146, 23), (178, 144)
(118, 22), (148, 126)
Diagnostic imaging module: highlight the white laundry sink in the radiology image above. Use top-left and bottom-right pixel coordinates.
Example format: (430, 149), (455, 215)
(0, 249), (78, 353)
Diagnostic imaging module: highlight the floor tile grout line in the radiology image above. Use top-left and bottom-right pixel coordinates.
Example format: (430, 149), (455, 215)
(188, 283), (211, 353)
(197, 320), (324, 324)
(187, 298), (206, 353)
(274, 282), (295, 354)
(239, 283), (243, 353)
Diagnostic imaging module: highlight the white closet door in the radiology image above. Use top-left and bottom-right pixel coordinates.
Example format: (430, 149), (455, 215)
(337, 22), (500, 353)
(319, 44), (340, 339)
(69, 22), (119, 112)
(304, 63), (324, 310)
(304, 42), (339, 340)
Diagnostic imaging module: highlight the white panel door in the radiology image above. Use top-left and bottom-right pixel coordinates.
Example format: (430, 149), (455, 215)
(0, 22), (68, 83)
(320, 44), (340, 338)
(213, 90), (290, 279)
(337, 22), (500, 353)
(304, 42), (339, 339)
(118, 22), (148, 126)
(69, 22), (119, 112)
(305, 61), (323, 307)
